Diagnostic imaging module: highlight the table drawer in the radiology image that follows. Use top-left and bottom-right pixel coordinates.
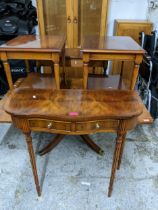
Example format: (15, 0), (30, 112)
(29, 119), (72, 132)
(29, 119), (119, 133)
(76, 120), (119, 132)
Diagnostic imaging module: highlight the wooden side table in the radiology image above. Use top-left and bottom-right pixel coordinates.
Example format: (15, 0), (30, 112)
(5, 88), (143, 197)
(112, 20), (153, 83)
(0, 35), (66, 90)
(81, 36), (145, 89)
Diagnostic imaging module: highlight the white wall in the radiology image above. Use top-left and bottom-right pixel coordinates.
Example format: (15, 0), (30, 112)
(32, 0), (36, 6)
(107, 0), (148, 35)
(148, 7), (158, 30)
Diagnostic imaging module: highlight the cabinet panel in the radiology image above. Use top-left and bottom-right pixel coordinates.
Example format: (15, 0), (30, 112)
(79, 0), (102, 46)
(37, 0), (67, 36)
(115, 20), (153, 42)
(77, 0), (108, 47)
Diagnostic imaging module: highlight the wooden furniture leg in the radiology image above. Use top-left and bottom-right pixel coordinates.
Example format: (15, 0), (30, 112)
(118, 61), (124, 89)
(25, 132), (41, 196)
(62, 44), (66, 85)
(54, 62), (60, 90)
(130, 64), (139, 90)
(81, 135), (104, 155)
(117, 132), (126, 170)
(1, 52), (14, 89)
(36, 60), (41, 71)
(38, 134), (65, 156)
(108, 120), (126, 197)
(83, 62), (89, 89)
(130, 55), (142, 90)
(25, 60), (30, 73)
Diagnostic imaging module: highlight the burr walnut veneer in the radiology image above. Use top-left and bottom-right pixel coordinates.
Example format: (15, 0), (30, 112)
(5, 88), (143, 197)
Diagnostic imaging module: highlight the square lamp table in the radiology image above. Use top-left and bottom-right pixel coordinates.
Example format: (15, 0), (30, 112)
(81, 36), (145, 89)
(0, 35), (66, 90)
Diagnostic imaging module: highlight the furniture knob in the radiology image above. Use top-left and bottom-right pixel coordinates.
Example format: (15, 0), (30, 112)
(67, 16), (71, 23)
(96, 123), (100, 129)
(73, 17), (78, 24)
(47, 122), (53, 129)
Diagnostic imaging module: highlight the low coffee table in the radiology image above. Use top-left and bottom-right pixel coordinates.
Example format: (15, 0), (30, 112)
(5, 88), (143, 197)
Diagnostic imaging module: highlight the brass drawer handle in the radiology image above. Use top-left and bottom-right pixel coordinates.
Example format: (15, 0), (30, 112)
(47, 122), (53, 129)
(96, 123), (100, 129)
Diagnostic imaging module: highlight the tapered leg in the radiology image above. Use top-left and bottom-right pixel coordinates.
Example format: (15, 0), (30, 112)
(62, 44), (66, 85)
(117, 132), (126, 170)
(25, 60), (30, 73)
(108, 121), (126, 197)
(118, 61), (124, 89)
(130, 55), (143, 90)
(130, 63), (139, 90)
(81, 135), (104, 155)
(54, 62), (60, 90)
(25, 133), (41, 196)
(83, 62), (89, 89)
(2, 58), (14, 89)
(38, 134), (65, 156)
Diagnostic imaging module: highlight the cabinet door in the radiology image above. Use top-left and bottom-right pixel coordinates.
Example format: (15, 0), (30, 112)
(37, 0), (74, 48)
(74, 0), (108, 48)
(37, 0), (69, 43)
(37, 0), (109, 48)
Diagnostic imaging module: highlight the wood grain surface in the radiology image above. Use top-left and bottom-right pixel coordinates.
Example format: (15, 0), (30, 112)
(81, 36), (145, 54)
(0, 35), (66, 52)
(5, 88), (143, 121)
